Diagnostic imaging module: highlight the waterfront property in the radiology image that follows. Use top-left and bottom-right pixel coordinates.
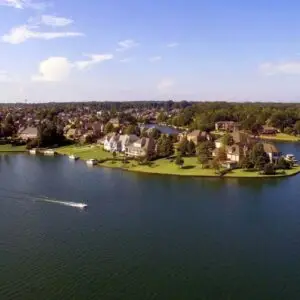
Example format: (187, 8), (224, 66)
(215, 121), (239, 132)
(103, 134), (139, 153)
(125, 137), (156, 159)
(18, 127), (38, 141)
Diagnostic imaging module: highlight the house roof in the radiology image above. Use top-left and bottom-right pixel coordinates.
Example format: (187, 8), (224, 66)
(187, 130), (201, 137)
(263, 143), (279, 154)
(231, 131), (252, 145)
(20, 127), (37, 135)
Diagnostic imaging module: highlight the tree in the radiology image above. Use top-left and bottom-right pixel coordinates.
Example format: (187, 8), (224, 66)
(263, 163), (275, 175)
(140, 128), (148, 138)
(250, 143), (269, 169)
(283, 127), (294, 135)
(196, 140), (215, 156)
(37, 121), (65, 147)
(221, 133), (233, 146)
(104, 122), (114, 134)
(157, 135), (174, 158)
(157, 112), (167, 123)
(210, 158), (220, 172)
(239, 155), (254, 169)
(2, 113), (16, 138)
(276, 157), (291, 169)
(178, 137), (189, 156)
(196, 140), (213, 167)
(295, 120), (300, 135)
(149, 128), (161, 139)
(198, 152), (209, 168)
(187, 140), (196, 156)
(175, 154), (184, 168)
(112, 151), (117, 160)
(216, 147), (227, 162)
(124, 125), (138, 135)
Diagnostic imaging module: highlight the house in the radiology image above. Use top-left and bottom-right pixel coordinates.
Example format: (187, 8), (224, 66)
(118, 134), (139, 152)
(92, 121), (104, 137)
(19, 127), (38, 140)
(213, 144), (246, 163)
(215, 138), (223, 149)
(215, 121), (239, 132)
(226, 144), (248, 162)
(109, 118), (120, 128)
(186, 130), (201, 144)
(103, 134), (120, 152)
(261, 126), (278, 135)
(180, 130), (211, 144)
(125, 137), (155, 158)
(263, 143), (281, 162)
(214, 131), (254, 162)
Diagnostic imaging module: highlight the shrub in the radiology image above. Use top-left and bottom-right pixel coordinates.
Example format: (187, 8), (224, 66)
(263, 163), (276, 175)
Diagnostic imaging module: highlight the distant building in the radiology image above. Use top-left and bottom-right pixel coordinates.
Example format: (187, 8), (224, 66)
(263, 142), (281, 162)
(19, 127), (38, 140)
(261, 126), (278, 135)
(125, 137), (155, 158)
(179, 130), (211, 144)
(215, 121), (239, 132)
(109, 118), (120, 128)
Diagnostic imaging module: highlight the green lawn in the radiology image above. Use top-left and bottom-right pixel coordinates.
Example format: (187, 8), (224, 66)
(129, 157), (300, 178)
(56, 144), (115, 160)
(56, 144), (127, 168)
(260, 133), (300, 142)
(0, 144), (26, 152)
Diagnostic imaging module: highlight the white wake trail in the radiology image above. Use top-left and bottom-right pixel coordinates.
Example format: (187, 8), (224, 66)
(34, 197), (88, 209)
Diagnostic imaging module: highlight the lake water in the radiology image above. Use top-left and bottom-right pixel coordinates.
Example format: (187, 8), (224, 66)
(1, 142), (300, 300)
(141, 124), (180, 135)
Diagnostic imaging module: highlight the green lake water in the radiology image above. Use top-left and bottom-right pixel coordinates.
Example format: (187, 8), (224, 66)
(1, 142), (300, 300)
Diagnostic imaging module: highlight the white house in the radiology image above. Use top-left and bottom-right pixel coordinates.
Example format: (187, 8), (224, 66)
(104, 134), (120, 152)
(215, 138), (223, 149)
(104, 134), (139, 153)
(118, 134), (139, 152)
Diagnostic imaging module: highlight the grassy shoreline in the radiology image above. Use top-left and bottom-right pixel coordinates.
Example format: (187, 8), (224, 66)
(56, 145), (300, 179)
(2, 143), (299, 178)
(0, 144), (27, 152)
(259, 133), (300, 142)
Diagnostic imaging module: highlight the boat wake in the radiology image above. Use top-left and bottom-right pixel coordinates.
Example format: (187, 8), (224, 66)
(0, 188), (88, 210)
(34, 197), (88, 209)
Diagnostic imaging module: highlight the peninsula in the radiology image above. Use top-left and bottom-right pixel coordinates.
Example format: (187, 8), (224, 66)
(0, 101), (299, 178)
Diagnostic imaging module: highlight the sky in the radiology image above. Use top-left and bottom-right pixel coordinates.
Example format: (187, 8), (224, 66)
(1, 0), (300, 102)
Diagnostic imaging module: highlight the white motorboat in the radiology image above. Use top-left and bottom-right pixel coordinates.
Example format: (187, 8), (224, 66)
(86, 159), (97, 166)
(69, 155), (79, 160)
(285, 154), (298, 163)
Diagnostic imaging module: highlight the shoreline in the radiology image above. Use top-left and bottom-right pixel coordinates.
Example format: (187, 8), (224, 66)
(1, 144), (299, 179)
(55, 145), (300, 179)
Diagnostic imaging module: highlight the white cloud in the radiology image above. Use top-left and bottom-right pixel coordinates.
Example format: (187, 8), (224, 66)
(120, 57), (133, 63)
(32, 57), (72, 82)
(260, 61), (300, 75)
(157, 78), (175, 91)
(40, 15), (73, 27)
(167, 42), (179, 48)
(116, 39), (139, 51)
(0, 70), (11, 82)
(75, 54), (113, 70)
(32, 54), (113, 82)
(0, 0), (48, 10)
(2, 25), (83, 44)
(149, 56), (162, 63)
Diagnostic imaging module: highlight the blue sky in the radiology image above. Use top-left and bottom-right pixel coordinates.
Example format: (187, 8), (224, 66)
(0, 0), (300, 102)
